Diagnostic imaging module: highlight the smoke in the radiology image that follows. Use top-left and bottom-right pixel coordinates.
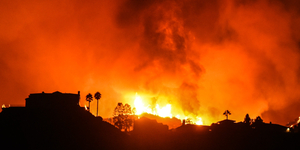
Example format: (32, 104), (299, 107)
(1, 0), (300, 125)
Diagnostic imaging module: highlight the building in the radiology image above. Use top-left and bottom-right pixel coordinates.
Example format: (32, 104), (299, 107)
(25, 91), (80, 109)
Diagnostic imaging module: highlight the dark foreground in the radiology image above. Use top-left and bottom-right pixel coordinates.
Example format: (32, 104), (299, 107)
(1, 107), (299, 150)
(1, 91), (299, 150)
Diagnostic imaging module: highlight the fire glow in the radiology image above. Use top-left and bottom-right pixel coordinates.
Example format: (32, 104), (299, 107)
(133, 93), (203, 125)
(1, 0), (300, 126)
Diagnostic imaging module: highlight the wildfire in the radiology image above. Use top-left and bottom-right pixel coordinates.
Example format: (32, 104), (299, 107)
(133, 94), (147, 115)
(134, 93), (172, 118)
(195, 117), (203, 125)
(156, 104), (172, 118)
(133, 93), (203, 125)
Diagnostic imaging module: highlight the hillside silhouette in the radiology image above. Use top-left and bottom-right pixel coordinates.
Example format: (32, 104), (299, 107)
(0, 91), (130, 150)
(1, 91), (300, 150)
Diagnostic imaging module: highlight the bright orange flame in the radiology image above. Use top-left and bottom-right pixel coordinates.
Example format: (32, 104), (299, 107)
(156, 104), (172, 118)
(134, 94), (147, 115)
(133, 93), (203, 125)
(133, 93), (172, 118)
(195, 117), (203, 125)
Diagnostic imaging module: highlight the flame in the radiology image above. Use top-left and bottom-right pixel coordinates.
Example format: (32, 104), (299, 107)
(2, 104), (5, 108)
(134, 94), (147, 115)
(84, 105), (88, 110)
(156, 104), (172, 118)
(133, 93), (203, 125)
(195, 117), (203, 125)
(133, 93), (172, 118)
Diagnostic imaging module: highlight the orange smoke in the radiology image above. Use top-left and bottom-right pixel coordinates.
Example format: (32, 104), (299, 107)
(1, 0), (300, 125)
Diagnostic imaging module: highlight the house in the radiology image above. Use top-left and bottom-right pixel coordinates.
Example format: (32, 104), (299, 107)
(25, 91), (80, 109)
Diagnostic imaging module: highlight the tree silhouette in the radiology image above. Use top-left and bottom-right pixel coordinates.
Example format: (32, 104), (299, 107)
(113, 103), (135, 132)
(132, 107), (136, 115)
(86, 93), (93, 112)
(186, 118), (193, 124)
(255, 116), (263, 124)
(94, 92), (101, 117)
(123, 104), (133, 132)
(223, 110), (231, 120)
(252, 116), (264, 128)
(244, 114), (251, 125)
(113, 103), (125, 130)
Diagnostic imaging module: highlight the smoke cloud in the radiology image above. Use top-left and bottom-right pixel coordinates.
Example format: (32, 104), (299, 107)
(1, 0), (300, 125)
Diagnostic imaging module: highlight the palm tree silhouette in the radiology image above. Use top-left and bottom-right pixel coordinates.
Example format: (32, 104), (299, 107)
(223, 110), (231, 120)
(94, 92), (101, 117)
(86, 93), (93, 112)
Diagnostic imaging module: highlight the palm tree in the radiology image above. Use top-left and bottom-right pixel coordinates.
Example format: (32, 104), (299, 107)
(223, 110), (231, 120)
(94, 91), (101, 117)
(86, 93), (93, 112)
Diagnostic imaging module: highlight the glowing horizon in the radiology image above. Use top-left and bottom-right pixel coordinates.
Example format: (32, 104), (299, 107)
(133, 93), (203, 125)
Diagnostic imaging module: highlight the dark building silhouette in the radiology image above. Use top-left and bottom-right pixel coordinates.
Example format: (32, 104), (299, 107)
(175, 124), (211, 134)
(1, 91), (84, 122)
(25, 91), (80, 109)
(217, 119), (236, 125)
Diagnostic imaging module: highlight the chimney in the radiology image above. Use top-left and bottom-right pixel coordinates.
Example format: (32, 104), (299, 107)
(78, 91), (80, 103)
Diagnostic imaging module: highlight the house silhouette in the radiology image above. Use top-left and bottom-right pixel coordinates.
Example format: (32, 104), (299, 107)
(25, 91), (80, 109)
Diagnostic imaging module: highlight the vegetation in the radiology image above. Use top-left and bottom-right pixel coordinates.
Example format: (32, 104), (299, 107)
(244, 114), (251, 125)
(94, 92), (101, 117)
(86, 93), (93, 112)
(223, 110), (231, 120)
(113, 103), (136, 132)
(254, 116), (263, 125)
